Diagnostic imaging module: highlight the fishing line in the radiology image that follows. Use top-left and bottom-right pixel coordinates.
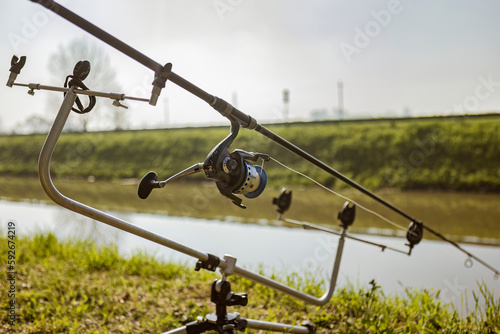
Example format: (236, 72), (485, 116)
(422, 224), (500, 279)
(269, 157), (409, 233)
(270, 157), (500, 279)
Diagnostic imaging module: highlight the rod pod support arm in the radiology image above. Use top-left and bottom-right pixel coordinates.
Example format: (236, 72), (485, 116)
(7, 55), (26, 87)
(35, 86), (348, 306)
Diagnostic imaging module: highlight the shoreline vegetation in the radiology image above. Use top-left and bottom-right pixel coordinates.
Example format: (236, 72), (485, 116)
(1, 233), (498, 333)
(1, 114), (500, 191)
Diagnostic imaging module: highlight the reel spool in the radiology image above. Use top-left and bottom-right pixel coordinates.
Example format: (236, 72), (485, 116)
(216, 149), (268, 205)
(234, 163), (267, 199)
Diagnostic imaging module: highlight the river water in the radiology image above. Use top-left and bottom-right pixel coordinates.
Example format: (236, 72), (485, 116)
(1, 199), (499, 314)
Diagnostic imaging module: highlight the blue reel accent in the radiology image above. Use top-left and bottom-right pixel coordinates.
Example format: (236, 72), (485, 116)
(244, 165), (267, 199)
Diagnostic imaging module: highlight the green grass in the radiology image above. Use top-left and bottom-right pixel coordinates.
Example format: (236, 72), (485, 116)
(1, 233), (499, 333)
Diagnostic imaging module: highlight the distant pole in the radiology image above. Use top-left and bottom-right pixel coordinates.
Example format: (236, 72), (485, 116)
(337, 80), (344, 119)
(283, 88), (290, 123)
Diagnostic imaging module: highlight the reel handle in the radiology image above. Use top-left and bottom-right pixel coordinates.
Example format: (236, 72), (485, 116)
(137, 171), (162, 199)
(138, 163), (204, 199)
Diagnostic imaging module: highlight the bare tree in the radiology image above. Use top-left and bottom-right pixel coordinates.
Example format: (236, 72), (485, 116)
(47, 37), (128, 131)
(20, 115), (52, 134)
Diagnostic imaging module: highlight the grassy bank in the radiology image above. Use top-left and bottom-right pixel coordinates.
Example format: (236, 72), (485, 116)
(1, 115), (500, 192)
(1, 233), (499, 333)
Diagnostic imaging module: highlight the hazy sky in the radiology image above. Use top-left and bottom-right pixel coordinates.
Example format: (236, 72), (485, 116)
(2, 0), (500, 131)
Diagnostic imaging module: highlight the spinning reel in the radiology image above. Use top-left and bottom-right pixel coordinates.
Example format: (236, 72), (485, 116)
(138, 116), (269, 208)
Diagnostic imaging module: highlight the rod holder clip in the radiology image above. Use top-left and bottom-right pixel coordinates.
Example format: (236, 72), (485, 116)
(338, 201), (356, 228)
(7, 55), (27, 87)
(195, 253), (220, 272)
(149, 62), (172, 106)
(273, 187), (292, 215)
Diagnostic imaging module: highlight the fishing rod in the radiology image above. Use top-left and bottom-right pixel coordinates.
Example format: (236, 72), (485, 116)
(28, 0), (421, 219)
(27, 0), (500, 279)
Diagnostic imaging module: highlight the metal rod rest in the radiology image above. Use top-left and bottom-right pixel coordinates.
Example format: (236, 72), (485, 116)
(37, 86), (347, 306)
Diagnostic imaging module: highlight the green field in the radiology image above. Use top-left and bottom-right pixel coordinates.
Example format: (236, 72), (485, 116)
(1, 233), (499, 333)
(1, 114), (500, 191)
